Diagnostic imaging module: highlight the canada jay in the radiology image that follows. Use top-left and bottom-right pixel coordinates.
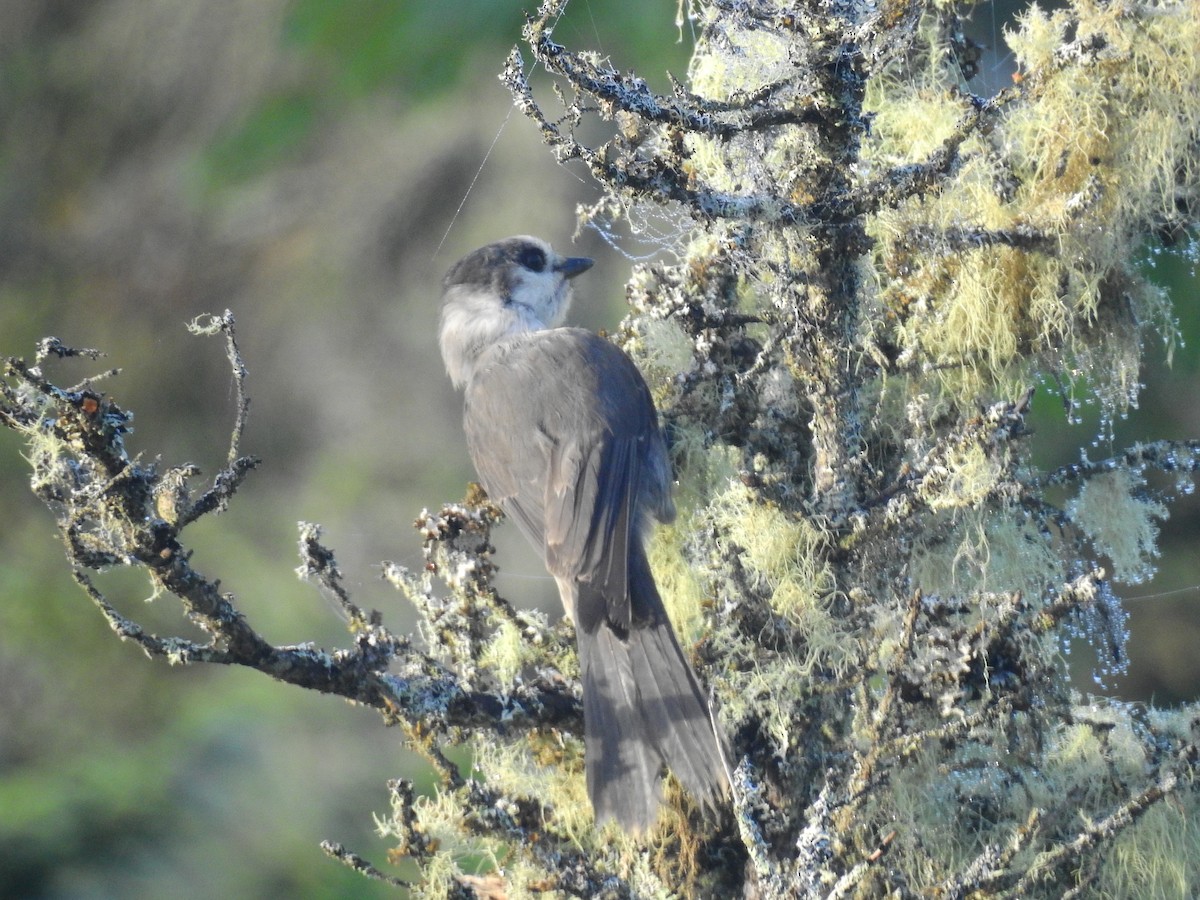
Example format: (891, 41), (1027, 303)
(439, 235), (728, 831)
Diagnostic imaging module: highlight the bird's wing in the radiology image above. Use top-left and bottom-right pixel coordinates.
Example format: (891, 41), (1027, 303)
(544, 431), (639, 632)
(463, 329), (670, 632)
(462, 350), (551, 549)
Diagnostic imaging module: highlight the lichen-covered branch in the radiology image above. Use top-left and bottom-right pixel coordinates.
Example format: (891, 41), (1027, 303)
(0, 330), (582, 734)
(486, 0), (1200, 896)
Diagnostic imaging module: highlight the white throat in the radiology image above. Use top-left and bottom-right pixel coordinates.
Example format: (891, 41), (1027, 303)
(439, 285), (553, 389)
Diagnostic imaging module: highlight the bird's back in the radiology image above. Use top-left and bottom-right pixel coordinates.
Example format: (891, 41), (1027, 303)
(462, 328), (674, 591)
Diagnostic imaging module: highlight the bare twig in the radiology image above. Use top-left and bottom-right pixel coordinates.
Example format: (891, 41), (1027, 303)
(320, 842), (412, 889)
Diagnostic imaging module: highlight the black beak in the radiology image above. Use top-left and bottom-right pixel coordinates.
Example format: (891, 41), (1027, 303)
(555, 256), (594, 279)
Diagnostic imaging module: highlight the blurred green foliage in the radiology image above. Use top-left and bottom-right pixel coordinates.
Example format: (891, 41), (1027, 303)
(197, 0), (692, 191)
(282, 0), (691, 97)
(284, 1), (522, 95)
(201, 91), (318, 186)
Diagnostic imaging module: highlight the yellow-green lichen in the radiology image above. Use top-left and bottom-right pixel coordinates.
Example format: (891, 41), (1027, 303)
(637, 315), (695, 381)
(471, 735), (597, 845)
(1099, 799), (1200, 899)
(706, 481), (849, 677)
(920, 442), (1009, 511)
(859, 0), (1194, 419)
(714, 637), (823, 757)
(688, 20), (793, 101)
(478, 613), (545, 686)
(647, 523), (708, 642)
(1068, 468), (1166, 583)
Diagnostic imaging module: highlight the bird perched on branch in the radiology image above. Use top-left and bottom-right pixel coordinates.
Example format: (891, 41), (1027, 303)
(438, 235), (728, 831)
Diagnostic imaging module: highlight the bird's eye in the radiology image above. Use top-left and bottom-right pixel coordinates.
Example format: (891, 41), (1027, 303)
(517, 245), (547, 273)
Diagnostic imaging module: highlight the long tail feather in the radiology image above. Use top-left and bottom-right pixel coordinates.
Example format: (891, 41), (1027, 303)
(573, 549), (728, 830)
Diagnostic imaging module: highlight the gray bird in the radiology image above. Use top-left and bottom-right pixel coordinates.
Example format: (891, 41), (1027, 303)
(439, 235), (729, 831)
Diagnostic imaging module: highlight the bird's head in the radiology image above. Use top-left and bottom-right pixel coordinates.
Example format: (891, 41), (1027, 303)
(439, 235), (593, 389)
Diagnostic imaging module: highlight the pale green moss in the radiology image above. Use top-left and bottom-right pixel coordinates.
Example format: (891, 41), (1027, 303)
(1069, 468), (1166, 583)
(920, 442), (1008, 511)
(638, 315), (695, 380)
(471, 735), (598, 844)
(479, 616), (537, 686)
(1099, 800), (1200, 899)
(908, 508), (1060, 599)
(688, 19), (792, 101)
(647, 523), (708, 641)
